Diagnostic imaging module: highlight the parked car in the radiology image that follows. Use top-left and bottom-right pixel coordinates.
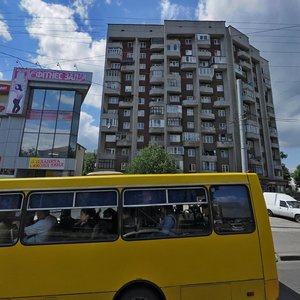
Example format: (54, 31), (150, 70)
(263, 192), (300, 222)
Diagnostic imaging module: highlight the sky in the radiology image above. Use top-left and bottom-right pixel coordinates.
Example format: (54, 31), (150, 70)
(0, 0), (300, 172)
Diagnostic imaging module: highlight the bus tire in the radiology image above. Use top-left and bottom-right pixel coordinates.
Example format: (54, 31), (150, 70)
(295, 214), (300, 223)
(267, 209), (274, 217)
(119, 286), (160, 300)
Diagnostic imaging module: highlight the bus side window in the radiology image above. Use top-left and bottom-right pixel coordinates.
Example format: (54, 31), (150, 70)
(0, 193), (23, 246)
(211, 185), (255, 234)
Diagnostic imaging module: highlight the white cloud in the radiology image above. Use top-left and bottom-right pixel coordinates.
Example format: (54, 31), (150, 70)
(160, 0), (192, 21)
(0, 72), (3, 80)
(105, 0), (112, 3)
(0, 14), (12, 41)
(78, 111), (99, 151)
(72, 0), (94, 26)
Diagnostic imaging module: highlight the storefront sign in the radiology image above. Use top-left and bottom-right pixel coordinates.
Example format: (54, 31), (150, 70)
(0, 84), (10, 94)
(29, 158), (65, 170)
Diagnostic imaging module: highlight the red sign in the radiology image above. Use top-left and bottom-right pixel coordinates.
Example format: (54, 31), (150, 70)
(0, 84), (10, 94)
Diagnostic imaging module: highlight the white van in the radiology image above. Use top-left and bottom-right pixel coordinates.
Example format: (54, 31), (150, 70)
(263, 192), (300, 222)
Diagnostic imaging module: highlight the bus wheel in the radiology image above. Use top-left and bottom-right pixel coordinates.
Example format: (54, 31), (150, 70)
(267, 209), (274, 217)
(119, 286), (160, 300)
(295, 214), (300, 223)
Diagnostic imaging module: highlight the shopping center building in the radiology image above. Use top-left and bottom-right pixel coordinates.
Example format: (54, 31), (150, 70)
(0, 67), (92, 177)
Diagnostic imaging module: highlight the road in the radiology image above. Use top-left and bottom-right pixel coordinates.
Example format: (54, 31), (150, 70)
(269, 217), (300, 299)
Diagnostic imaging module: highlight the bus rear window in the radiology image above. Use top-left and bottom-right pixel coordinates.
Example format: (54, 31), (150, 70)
(211, 185), (255, 234)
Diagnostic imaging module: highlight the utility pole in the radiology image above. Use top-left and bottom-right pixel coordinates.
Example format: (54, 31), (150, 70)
(236, 79), (248, 172)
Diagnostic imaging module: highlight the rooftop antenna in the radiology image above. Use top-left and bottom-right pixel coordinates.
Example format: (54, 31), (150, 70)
(74, 64), (78, 71)
(57, 62), (62, 70)
(16, 60), (24, 68)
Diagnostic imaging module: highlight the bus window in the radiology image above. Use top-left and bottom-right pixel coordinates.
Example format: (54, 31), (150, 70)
(0, 193), (23, 246)
(122, 187), (211, 240)
(211, 185), (255, 234)
(22, 190), (118, 244)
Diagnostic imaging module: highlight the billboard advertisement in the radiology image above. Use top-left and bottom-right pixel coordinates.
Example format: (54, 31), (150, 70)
(29, 158), (65, 170)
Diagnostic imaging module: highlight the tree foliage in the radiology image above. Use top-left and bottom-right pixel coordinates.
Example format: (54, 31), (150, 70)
(280, 151), (291, 182)
(82, 152), (96, 175)
(292, 165), (300, 188)
(126, 145), (177, 174)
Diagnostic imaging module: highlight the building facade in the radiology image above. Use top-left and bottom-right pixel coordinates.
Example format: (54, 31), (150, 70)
(0, 68), (92, 178)
(97, 20), (284, 192)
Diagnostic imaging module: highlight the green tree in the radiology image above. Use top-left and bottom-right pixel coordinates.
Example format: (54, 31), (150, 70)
(82, 152), (96, 175)
(126, 145), (177, 174)
(280, 151), (291, 182)
(292, 165), (300, 188)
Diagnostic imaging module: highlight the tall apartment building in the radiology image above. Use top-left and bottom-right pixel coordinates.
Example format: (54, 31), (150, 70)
(97, 20), (284, 192)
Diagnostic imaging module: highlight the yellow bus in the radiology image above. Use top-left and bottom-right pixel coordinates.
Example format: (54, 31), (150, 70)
(0, 173), (278, 300)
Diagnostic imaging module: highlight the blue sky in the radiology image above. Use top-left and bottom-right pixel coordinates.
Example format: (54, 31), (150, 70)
(1, 0), (300, 172)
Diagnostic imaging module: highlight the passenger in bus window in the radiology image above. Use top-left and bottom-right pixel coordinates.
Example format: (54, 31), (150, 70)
(159, 206), (176, 234)
(23, 210), (57, 244)
(0, 212), (15, 244)
(73, 208), (96, 239)
(59, 210), (75, 230)
(103, 208), (118, 234)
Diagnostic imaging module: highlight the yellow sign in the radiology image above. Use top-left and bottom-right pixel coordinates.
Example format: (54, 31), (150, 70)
(29, 158), (65, 170)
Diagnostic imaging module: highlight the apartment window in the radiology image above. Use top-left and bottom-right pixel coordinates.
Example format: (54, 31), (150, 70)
(188, 148), (196, 157)
(140, 64), (146, 69)
(200, 96), (211, 103)
(127, 42), (133, 48)
(186, 72), (193, 79)
(137, 135), (144, 142)
(214, 50), (221, 56)
(201, 109), (213, 115)
(139, 98), (145, 105)
(124, 110), (131, 117)
(98, 159), (114, 169)
(185, 39), (192, 45)
(213, 39), (220, 45)
(220, 149), (228, 158)
(127, 52), (133, 59)
(189, 163), (197, 172)
(202, 161), (216, 171)
(203, 136), (214, 143)
(169, 134), (181, 143)
(108, 97), (119, 104)
(140, 53), (146, 59)
(140, 42), (147, 48)
(187, 122), (194, 129)
(125, 86), (132, 93)
(170, 95), (180, 103)
(125, 74), (133, 81)
(121, 162), (127, 171)
(217, 85), (224, 92)
(167, 105), (181, 114)
(111, 63), (121, 69)
(139, 86), (145, 93)
(176, 161), (184, 171)
(138, 110), (145, 117)
(107, 47), (122, 55)
(221, 164), (230, 172)
(219, 123), (227, 130)
(167, 118), (181, 127)
(150, 106), (164, 115)
(167, 146), (184, 155)
(183, 132), (200, 141)
(196, 34), (209, 41)
(107, 109), (118, 114)
(105, 148), (115, 155)
(101, 118), (117, 127)
(150, 119), (164, 128)
(199, 60), (209, 67)
(187, 109), (194, 116)
(123, 122), (130, 130)
(138, 122), (144, 130)
(168, 79), (179, 87)
(105, 135), (116, 142)
(139, 75), (146, 81)
(218, 110), (226, 117)
(186, 84), (193, 91)
(215, 72), (223, 79)
(167, 43), (179, 51)
(185, 49), (193, 56)
(169, 60), (179, 67)
(202, 122), (214, 128)
(121, 148), (129, 156)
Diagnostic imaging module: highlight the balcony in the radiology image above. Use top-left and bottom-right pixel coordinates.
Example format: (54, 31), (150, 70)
(100, 125), (118, 133)
(217, 141), (233, 148)
(196, 34), (211, 48)
(182, 99), (198, 107)
(234, 64), (244, 78)
(116, 137), (132, 146)
(200, 111), (215, 120)
(271, 142), (279, 148)
(166, 41), (181, 58)
(199, 67), (214, 82)
(269, 128), (278, 137)
(149, 87), (164, 96)
(201, 155), (217, 162)
(167, 75), (181, 93)
(242, 86), (255, 104)
(183, 140), (200, 147)
(150, 65), (164, 72)
(119, 101), (133, 108)
(213, 99), (230, 108)
(201, 126), (216, 134)
(181, 56), (197, 70)
(167, 126), (183, 133)
(150, 53), (164, 62)
(121, 64), (135, 73)
(106, 50), (122, 61)
(211, 56), (227, 70)
(105, 74), (121, 82)
(104, 84), (121, 95)
(98, 153), (116, 160)
(237, 50), (251, 61)
(240, 60), (252, 71)
(245, 132), (260, 139)
(200, 85), (213, 94)
(150, 43), (164, 51)
(149, 100), (164, 107)
(198, 49), (212, 60)
(149, 140), (164, 146)
(149, 127), (165, 134)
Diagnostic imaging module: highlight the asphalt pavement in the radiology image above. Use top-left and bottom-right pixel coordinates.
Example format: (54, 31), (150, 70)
(269, 217), (300, 299)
